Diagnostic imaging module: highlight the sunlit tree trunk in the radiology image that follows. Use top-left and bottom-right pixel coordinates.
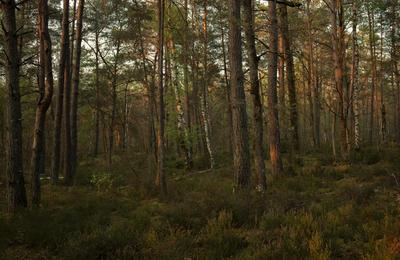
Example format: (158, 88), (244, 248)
(267, 0), (284, 175)
(331, 0), (349, 158)
(351, 0), (360, 150)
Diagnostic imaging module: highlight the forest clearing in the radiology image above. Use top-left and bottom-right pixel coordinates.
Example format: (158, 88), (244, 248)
(1, 0), (400, 258)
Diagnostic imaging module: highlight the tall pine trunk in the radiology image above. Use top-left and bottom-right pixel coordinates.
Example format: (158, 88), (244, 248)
(278, 3), (299, 151)
(243, 0), (267, 191)
(267, 0), (284, 176)
(367, 3), (377, 145)
(70, 0), (85, 182)
(229, 0), (251, 190)
(31, 0), (54, 206)
(155, 0), (167, 194)
(2, 0), (28, 212)
(331, 0), (349, 158)
(52, 0), (70, 184)
(351, 0), (360, 149)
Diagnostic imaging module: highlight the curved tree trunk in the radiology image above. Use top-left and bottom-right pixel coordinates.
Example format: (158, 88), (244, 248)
(31, 0), (54, 206)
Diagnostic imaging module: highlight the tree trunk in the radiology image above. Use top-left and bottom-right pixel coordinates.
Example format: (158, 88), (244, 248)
(52, 0), (70, 184)
(331, 0), (348, 158)
(278, 3), (299, 151)
(108, 41), (120, 168)
(306, 1), (319, 147)
(183, 0), (194, 169)
(2, 0), (28, 212)
(229, 0), (251, 190)
(267, 0), (284, 176)
(92, 27), (100, 157)
(31, 0), (54, 206)
(351, 0), (360, 149)
(201, 1), (215, 169)
(367, 3), (376, 145)
(390, 0), (400, 144)
(155, 0), (167, 194)
(243, 0), (267, 191)
(221, 24), (233, 155)
(62, 0), (72, 185)
(70, 0), (85, 182)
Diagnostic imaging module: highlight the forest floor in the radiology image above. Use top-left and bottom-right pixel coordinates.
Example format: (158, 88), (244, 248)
(1, 147), (400, 259)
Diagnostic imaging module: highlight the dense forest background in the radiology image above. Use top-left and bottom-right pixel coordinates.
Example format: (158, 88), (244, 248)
(1, 0), (400, 258)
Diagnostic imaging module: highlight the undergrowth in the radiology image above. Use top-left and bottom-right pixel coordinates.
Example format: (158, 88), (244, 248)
(1, 147), (400, 259)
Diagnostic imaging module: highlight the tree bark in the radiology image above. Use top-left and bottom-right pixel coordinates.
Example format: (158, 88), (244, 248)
(367, 3), (377, 145)
(70, 0), (85, 182)
(390, 0), (400, 144)
(108, 40), (120, 168)
(331, 0), (349, 158)
(52, 0), (70, 184)
(183, 0), (194, 169)
(278, 3), (299, 151)
(229, 0), (251, 190)
(155, 0), (167, 194)
(267, 0), (284, 175)
(243, 0), (267, 191)
(2, 0), (28, 212)
(201, 1), (215, 169)
(351, 0), (360, 149)
(31, 0), (54, 206)
(221, 24), (233, 155)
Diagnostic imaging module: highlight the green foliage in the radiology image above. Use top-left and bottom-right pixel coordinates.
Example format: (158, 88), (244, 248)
(90, 171), (115, 191)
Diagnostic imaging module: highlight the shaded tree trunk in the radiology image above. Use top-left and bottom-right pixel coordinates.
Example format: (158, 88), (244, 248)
(201, 1), (215, 169)
(243, 0), (267, 191)
(52, 0), (70, 184)
(70, 0), (85, 182)
(367, 3), (377, 145)
(390, 0), (400, 144)
(155, 0), (167, 194)
(221, 24), (233, 155)
(108, 40), (120, 168)
(183, 0), (194, 169)
(31, 0), (54, 206)
(229, 0), (251, 190)
(2, 0), (28, 212)
(278, 3), (299, 151)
